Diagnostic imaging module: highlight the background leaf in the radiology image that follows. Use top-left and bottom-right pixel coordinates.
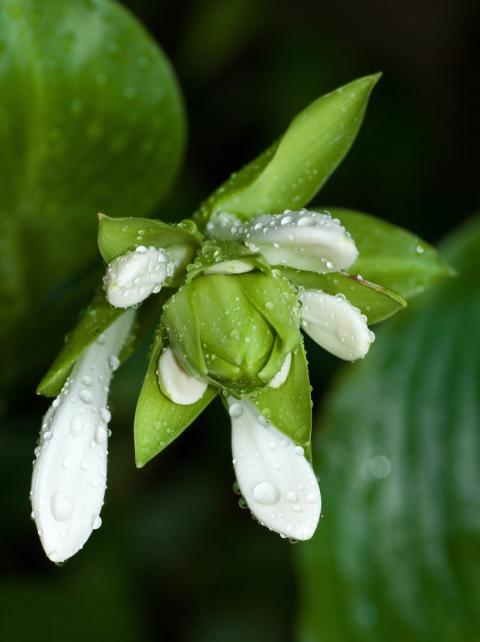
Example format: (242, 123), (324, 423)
(195, 75), (380, 226)
(0, 0), (185, 394)
(329, 208), (454, 298)
(296, 215), (480, 642)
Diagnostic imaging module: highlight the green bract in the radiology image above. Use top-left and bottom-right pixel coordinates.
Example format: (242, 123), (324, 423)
(195, 74), (380, 225)
(162, 272), (300, 395)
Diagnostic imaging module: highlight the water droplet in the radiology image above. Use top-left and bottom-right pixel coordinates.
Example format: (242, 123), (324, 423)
(79, 389), (93, 404)
(293, 445), (304, 456)
(286, 491), (299, 503)
(229, 403), (243, 419)
(108, 355), (120, 371)
(51, 492), (72, 521)
(100, 408), (111, 423)
(81, 375), (93, 387)
(265, 301), (274, 310)
(95, 424), (108, 444)
(92, 516), (102, 530)
(81, 460), (89, 471)
(416, 244), (425, 254)
(252, 482), (280, 505)
(70, 417), (83, 436)
(306, 492), (318, 504)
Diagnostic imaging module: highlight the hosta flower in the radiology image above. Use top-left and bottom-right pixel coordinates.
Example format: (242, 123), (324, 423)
(32, 74), (446, 562)
(31, 311), (134, 563)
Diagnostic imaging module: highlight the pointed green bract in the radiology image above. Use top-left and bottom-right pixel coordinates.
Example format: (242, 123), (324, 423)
(253, 339), (312, 459)
(282, 268), (406, 324)
(195, 74), (381, 226)
(134, 329), (218, 467)
(329, 208), (455, 298)
(37, 287), (124, 397)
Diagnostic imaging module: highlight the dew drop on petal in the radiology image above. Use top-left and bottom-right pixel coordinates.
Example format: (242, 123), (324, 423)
(252, 482), (280, 505)
(51, 492), (72, 521)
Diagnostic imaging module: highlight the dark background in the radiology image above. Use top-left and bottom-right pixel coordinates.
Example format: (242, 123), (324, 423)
(1, 1), (479, 641)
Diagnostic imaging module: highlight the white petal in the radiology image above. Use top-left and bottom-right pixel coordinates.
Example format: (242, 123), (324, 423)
(300, 290), (374, 360)
(244, 209), (358, 272)
(31, 311), (134, 563)
(268, 352), (291, 388)
(205, 212), (245, 240)
(158, 347), (207, 405)
(104, 246), (173, 308)
(203, 259), (254, 275)
(229, 399), (321, 540)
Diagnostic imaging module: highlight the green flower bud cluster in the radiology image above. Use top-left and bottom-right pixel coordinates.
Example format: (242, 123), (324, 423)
(34, 74), (453, 561)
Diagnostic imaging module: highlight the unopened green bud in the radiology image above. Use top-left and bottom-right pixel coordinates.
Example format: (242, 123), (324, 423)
(162, 271), (300, 395)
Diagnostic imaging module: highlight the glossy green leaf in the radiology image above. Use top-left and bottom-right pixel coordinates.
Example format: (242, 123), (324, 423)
(297, 216), (480, 642)
(282, 268), (406, 324)
(329, 208), (455, 298)
(134, 328), (218, 468)
(195, 74), (380, 226)
(0, 0), (185, 391)
(253, 339), (312, 458)
(37, 286), (123, 397)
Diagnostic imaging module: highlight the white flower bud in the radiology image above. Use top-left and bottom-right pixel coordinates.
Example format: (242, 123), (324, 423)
(244, 209), (358, 273)
(268, 352), (291, 388)
(158, 347), (208, 405)
(104, 246), (173, 308)
(229, 398), (321, 541)
(203, 259), (254, 275)
(30, 311), (134, 563)
(300, 289), (374, 360)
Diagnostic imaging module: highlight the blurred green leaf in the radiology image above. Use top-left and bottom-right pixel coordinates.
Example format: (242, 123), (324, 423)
(253, 339), (312, 457)
(297, 216), (480, 642)
(282, 268), (406, 324)
(134, 327), (218, 467)
(0, 0), (185, 391)
(329, 208), (455, 298)
(195, 75), (380, 226)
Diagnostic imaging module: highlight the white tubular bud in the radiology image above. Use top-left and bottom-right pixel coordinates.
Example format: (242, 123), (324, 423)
(104, 246), (173, 308)
(203, 259), (254, 275)
(229, 398), (321, 541)
(30, 311), (135, 563)
(268, 352), (292, 389)
(244, 209), (358, 273)
(158, 347), (208, 405)
(300, 290), (374, 360)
